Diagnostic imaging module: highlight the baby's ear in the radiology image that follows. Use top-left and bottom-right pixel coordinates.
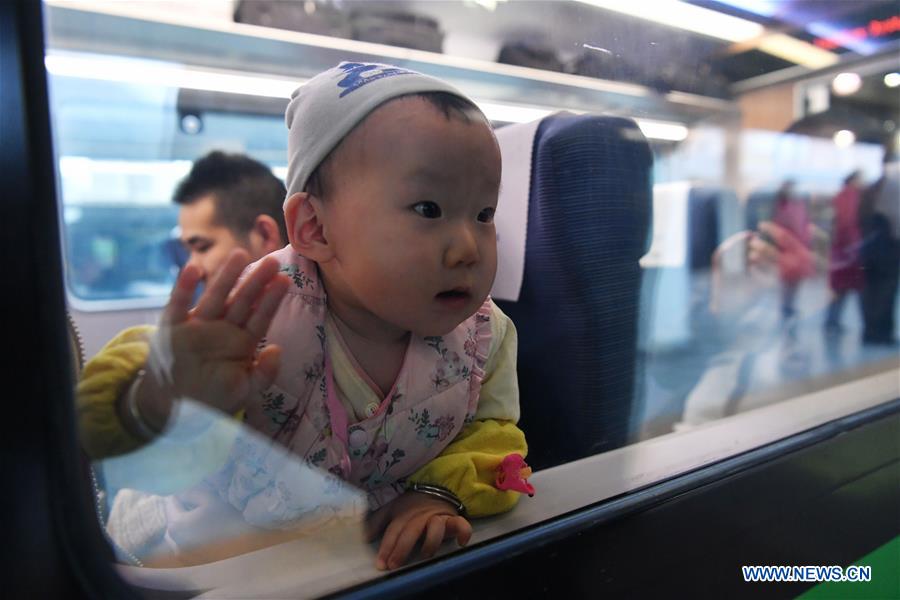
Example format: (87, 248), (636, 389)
(284, 192), (333, 261)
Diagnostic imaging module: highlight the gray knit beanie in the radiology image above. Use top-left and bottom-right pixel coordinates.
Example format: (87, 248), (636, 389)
(284, 62), (473, 207)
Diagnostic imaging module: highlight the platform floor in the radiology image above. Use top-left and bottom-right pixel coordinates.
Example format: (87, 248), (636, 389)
(638, 276), (899, 439)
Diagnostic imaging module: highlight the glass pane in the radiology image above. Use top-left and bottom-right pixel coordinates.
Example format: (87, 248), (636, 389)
(49, 58), (289, 305)
(52, 0), (899, 596)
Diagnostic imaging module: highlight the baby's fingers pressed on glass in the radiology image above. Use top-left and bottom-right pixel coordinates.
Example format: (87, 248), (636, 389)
(193, 249), (251, 320)
(239, 275), (289, 395)
(162, 264), (202, 326)
(245, 275), (290, 339)
(224, 256), (283, 327)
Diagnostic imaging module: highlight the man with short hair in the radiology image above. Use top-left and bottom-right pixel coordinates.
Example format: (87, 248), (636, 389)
(78, 151), (288, 459)
(75, 151), (291, 562)
(174, 151), (287, 280)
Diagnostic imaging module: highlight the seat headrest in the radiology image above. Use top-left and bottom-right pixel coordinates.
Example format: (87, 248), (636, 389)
(491, 117), (543, 302)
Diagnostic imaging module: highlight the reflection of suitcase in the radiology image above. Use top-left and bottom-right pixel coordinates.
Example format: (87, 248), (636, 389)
(497, 41), (564, 72)
(349, 11), (444, 53)
(233, 0), (351, 38)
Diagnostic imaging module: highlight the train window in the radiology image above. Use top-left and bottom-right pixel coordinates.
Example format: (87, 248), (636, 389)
(49, 64), (290, 310)
(49, 0), (899, 596)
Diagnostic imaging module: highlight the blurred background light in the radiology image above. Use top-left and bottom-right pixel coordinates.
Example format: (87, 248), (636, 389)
(831, 72), (862, 96)
(833, 129), (856, 147)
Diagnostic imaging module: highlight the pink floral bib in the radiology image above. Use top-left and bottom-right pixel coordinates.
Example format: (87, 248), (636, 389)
(214, 246), (492, 527)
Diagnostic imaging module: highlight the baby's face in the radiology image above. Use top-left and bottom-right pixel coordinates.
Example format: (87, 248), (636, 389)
(318, 96), (501, 337)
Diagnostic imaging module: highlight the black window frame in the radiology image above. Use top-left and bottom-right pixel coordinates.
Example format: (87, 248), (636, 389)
(5, 2), (898, 599)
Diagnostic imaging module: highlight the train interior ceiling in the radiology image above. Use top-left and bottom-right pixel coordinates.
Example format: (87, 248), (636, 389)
(28, 0), (900, 597)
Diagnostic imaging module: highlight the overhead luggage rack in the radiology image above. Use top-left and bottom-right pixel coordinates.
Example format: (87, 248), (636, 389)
(44, 1), (737, 126)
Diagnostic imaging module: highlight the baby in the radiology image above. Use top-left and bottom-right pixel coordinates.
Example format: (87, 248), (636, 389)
(122, 62), (532, 570)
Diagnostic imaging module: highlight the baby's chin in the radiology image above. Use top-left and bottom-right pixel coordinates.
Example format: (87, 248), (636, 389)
(410, 320), (465, 338)
(410, 310), (483, 338)
(399, 293), (489, 337)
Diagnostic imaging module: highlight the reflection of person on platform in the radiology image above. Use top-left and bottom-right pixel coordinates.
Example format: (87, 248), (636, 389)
(859, 153), (900, 346)
(825, 171), (865, 335)
(772, 180), (812, 329)
(678, 221), (819, 428)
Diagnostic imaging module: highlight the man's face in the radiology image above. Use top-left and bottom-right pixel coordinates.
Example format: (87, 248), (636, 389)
(314, 97), (502, 338)
(178, 194), (247, 281)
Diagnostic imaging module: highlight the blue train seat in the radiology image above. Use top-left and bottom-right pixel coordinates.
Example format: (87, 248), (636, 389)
(493, 113), (653, 470)
(687, 186), (743, 271)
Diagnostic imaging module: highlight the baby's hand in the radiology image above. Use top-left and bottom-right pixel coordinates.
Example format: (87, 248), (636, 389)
(132, 249), (290, 430)
(366, 491), (472, 571)
(749, 221), (816, 283)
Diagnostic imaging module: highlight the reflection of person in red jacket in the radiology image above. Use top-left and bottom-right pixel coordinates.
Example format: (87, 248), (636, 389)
(825, 171), (865, 334)
(772, 180), (811, 321)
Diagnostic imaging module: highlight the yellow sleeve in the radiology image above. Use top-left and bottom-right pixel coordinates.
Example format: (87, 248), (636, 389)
(473, 302), (519, 422)
(409, 303), (528, 518)
(408, 419), (527, 518)
(76, 325), (156, 459)
(77, 325), (244, 496)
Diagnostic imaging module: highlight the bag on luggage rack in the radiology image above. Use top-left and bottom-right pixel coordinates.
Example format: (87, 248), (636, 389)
(349, 11), (444, 53)
(234, 0), (352, 39)
(497, 40), (565, 72)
